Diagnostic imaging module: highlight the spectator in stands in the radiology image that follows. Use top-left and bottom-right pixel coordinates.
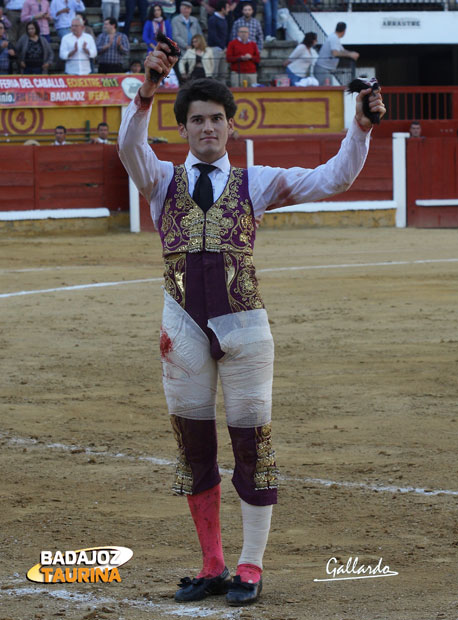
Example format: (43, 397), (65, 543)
(59, 15), (96, 74)
(0, 7), (13, 32)
(16, 20), (53, 73)
(76, 10), (95, 71)
(122, 0), (147, 38)
(231, 2), (262, 52)
(101, 0), (120, 22)
(4, 0), (26, 42)
(76, 11), (94, 38)
(226, 24), (259, 87)
(96, 17), (129, 73)
(314, 22), (359, 86)
(142, 4), (172, 51)
(207, 0), (228, 49)
(54, 125), (69, 144)
(128, 58), (142, 72)
(50, 0), (85, 39)
(409, 121), (423, 138)
(21, 0), (51, 42)
(233, 0), (256, 20)
(92, 121), (112, 143)
(179, 33), (213, 80)
(283, 31), (317, 86)
(171, 1), (202, 55)
(208, 0), (229, 80)
(262, 0), (277, 42)
(0, 21), (16, 74)
(154, 0), (175, 18)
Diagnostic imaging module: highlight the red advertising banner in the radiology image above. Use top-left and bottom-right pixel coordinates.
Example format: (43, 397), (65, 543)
(0, 74), (145, 108)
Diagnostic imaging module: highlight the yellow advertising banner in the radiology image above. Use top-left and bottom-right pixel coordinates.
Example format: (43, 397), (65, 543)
(150, 88), (344, 142)
(0, 75), (344, 143)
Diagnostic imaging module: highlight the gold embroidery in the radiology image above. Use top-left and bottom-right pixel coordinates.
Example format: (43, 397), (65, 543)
(163, 253), (186, 307)
(161, 166), (205, 254)
(224, 253), (264, 313)
(161, 166), (255, 256)
(205, 208), (235, 252)
(170, 415), (193, 495)
(254, 423), (279, 491)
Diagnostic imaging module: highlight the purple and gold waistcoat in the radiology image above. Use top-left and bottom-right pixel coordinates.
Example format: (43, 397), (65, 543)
(158, 164), (264, 317)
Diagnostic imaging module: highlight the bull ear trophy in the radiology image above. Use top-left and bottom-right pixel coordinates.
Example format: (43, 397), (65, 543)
(149, 31), (181, 84)
(347, 77), (381, 125)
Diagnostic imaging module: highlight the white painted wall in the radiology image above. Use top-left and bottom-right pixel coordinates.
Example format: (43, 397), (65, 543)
(311, 11), (458, 45)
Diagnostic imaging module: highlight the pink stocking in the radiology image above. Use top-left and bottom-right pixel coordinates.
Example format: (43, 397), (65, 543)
(187, 483), (225, 578)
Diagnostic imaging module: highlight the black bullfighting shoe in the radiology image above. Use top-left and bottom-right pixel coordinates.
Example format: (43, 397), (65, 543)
(174, 567), (231, 602)
(226, 575), (263, 606)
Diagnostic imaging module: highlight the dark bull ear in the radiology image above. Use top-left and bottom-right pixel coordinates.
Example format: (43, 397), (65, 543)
(347, 78), (381, 125)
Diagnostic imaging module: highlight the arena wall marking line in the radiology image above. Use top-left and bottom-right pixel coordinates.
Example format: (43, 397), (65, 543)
(2, 434), (457, 498)
(2, 584), (242, 619)
(1, 257), (458, 300)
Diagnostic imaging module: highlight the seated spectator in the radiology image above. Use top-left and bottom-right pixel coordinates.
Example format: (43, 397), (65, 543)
(16, 20), (53, 73)
(92, 122), (112, 144)
(178, 33), (213, 80)
(122, 0), (147, 38)
(50, 0), (86, 39)
(54, 125), (69, 144)
(283, 31), (317, 86)
(409, 121), (423, 138)
(59, 15), (96, 74)
(96, 17), (129, 73)
(231, 2), (262, 52)
(21, 0), (51, 42)
(128, 58), (142, 72)
(207, 0), (229, 50)
(142, 4), (172, 52)
(262, 0), (277, 42)
(0, 21), (16, 74)
(171, 0), (202, 55)
(101, 0), (120, 21)
(0, 7), (13, 32)
(226, 24), (259, 87)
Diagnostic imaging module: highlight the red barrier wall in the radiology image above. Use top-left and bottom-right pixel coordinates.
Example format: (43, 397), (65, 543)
(0, 136), (393, 229)
(407, 138), (458, 228)
(0, 145), (128, 213)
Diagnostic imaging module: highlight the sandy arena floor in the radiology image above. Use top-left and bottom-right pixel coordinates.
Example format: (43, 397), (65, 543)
(0, 227), (457, 620)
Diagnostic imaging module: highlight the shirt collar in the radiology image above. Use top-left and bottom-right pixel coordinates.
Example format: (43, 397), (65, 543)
(185, 151), (230, 174)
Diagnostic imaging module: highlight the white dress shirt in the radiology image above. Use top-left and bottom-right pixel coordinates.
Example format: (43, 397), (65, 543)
(118, 96), (372, 230)
(5, 0), (25, 10)
(50, 0), (85, 29)
(59, 31), (96, 74)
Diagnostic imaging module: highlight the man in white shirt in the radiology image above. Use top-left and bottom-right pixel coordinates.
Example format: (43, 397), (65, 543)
(50, 0), (85, 38)
(118, 45), (385, 608)
(53, 125), (69, 145)
(59, 15), (96, 74)
(91, 122), (112, 144)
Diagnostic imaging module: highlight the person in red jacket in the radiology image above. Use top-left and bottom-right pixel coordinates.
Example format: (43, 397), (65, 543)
(226, 25), (259, 87)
